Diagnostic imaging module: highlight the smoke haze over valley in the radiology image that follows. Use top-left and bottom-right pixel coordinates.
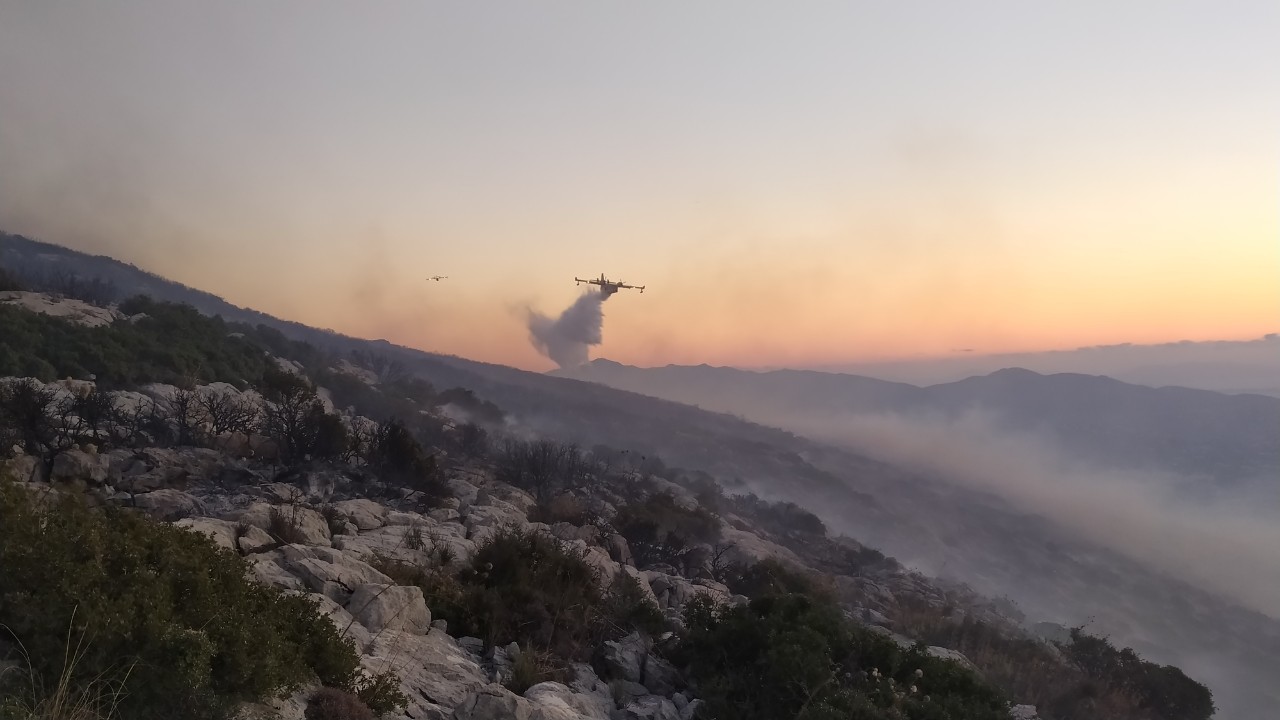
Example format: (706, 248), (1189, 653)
(2, 3), (1277, 719)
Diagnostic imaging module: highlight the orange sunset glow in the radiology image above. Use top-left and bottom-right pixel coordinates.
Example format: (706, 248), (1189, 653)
(0, 2), (1275, 372)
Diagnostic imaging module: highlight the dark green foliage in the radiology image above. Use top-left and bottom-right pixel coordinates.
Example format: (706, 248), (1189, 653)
(351, 671), (407, 717)
(613, 492), (721, 569)
(0, 479), (379, 720)
(234, 323), (329, 376)
(375, 527), (662, 664)
(305, 688), (374, 720)
(310, 367), (428, 426)
(676, 588), (1009, 720)
(1059, 628), (1214, 720)
(2, 265), (118, 304)
(505, 647), (567, 696)
(725, 558), (823, 600)
(0, 298), (270, 388)
(447, 526), (605, 657)
(895, 602), (1216, 720)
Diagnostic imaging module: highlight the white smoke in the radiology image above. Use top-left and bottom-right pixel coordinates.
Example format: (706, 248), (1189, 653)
(527, 290), (606, 369)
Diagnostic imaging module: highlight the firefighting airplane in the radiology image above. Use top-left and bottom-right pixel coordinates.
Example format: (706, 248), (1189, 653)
(427, 275), (448, 281)
(575, 273), (645, 297)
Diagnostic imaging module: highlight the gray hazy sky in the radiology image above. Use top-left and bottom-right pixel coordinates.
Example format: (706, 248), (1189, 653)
(1, 1), (1276, 368)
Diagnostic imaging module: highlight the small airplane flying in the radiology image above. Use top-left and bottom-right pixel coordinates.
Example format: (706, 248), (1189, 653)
(427, 275), (448, 282)
(575, 273), (645, 297)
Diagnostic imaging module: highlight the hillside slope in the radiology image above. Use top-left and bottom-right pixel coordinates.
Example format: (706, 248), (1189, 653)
(4, 232), (1279, 718)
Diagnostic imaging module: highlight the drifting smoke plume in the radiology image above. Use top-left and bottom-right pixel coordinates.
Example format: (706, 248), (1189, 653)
(527, 290), (606, 369)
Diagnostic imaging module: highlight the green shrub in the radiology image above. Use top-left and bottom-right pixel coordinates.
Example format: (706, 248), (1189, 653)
(304, 687), (373, 720)
(504, 646), (565, 696)
(0, 298), (271, 388)
(373, 527), (662, 665)
(677, 591), (1008, 720)
(612, 492), (721, 569)
(268, 506), (310, 545)
(0, 479), (384, 720)
(1058, 628), (1214, 720)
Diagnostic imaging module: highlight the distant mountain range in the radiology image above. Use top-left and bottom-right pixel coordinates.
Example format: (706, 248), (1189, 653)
(555, 359), (1280, 490)
(785, 338), (1280, 398)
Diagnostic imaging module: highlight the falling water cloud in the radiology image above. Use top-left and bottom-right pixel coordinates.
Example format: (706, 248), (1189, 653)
(527, 290), (607, 369)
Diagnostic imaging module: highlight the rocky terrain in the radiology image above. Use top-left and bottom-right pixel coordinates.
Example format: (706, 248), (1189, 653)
(3, 370), (1045, 720)
(0, 243), (1226, 719)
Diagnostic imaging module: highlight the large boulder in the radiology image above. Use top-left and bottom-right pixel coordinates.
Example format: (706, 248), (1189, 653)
(646, 573), (728, 613)
(474, 482), (537, 515)
(134, 489), (206, 521)
(247, 554), (307, 591)
(550, 522), (600, 545)
(279, 544), (394, 602)
(334, 522), (476, 568)
(718, 527), (804, 567)
(524, 682), (604, 720)
(51, 449), (108, 486)
(237, 524), (275, 554)
(462, 501), (528, 537)
(617, 565), (660, 608)
(448, 477), (481, 506)
(174, 517), (240, 551)
(345, 583), (432, 635)
(926, 646), (978, 671)
(606, 533), (634, 567)
(1010, 704), (1040, 719)
(307, 593), (374, 653)
(363, 629), (489, 715)
(615, 696), (681, 720)
(599, 633), (679, 696)
(112, 447), (233, 493)
(0, 292), (121, 327)
(331, 498), (389, 531)
(452, 684), (532, 720)
(2, 454), (44, 484)
(234, 502), (332, 546)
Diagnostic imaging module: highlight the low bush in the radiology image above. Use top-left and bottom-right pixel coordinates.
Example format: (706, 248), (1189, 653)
(375, 527), (663, 665)
(0, 298), (271, 388)
(304, 688), (373, 720)
(612, 492), (721, 570)
(0, 478), (400, 720)
(529, 493), (599, 527)
(364, 419), (448, 504)
(676, 581), (1009, 720)
(495, 439), (590, 503)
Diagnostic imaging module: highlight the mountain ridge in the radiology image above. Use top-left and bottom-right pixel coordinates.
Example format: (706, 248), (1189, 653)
(4, 232), (1280, 718)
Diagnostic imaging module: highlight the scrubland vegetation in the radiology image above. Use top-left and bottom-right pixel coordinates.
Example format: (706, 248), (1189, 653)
(0, 479), (402, 720)
(0, 287), (1217, 720)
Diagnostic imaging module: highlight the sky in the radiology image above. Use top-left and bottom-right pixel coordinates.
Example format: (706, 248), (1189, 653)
(0, 1), (1276, 371)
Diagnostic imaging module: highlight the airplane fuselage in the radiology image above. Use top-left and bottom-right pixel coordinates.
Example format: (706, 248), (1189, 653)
(575, 273), (643, 296)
